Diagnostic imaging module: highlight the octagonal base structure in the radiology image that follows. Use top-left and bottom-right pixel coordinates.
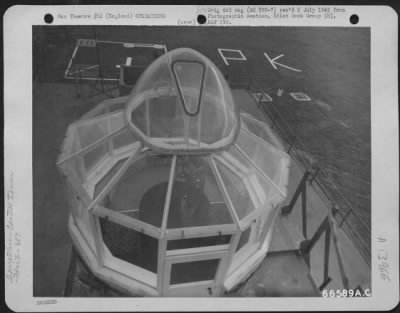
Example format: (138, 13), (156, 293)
(68, 205), (281, 297)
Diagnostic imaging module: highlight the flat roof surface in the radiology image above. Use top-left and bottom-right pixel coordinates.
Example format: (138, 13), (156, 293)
(232, 250), (320, 297)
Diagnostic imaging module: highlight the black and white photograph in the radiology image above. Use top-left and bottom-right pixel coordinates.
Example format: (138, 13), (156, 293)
(4, 5), (399, 311)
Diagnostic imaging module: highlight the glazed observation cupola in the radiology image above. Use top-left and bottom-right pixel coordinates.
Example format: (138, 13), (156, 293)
(126, 48), (240, 153)
(57, 47), (290, 297)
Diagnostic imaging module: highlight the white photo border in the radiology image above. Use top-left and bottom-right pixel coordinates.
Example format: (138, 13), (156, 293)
(4, 4), (399, 311)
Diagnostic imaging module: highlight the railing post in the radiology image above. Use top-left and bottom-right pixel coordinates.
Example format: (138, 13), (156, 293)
(299, 216), (333, 290)
(281, 170), (311, 216)
(301, 216), (330, 256)
(320, 223), (332, 290)
(302, 182), (307, 239)
(329, 209), (350, 290)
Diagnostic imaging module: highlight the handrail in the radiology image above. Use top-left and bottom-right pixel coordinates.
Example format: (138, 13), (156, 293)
(244, 82), (371, 265)
(300, 208), (350, 291)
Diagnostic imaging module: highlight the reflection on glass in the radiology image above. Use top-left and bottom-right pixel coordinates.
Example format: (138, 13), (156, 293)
(214, 160), (256, 220)
(167, 156), (233, 228)
(170, 259), (219, 284)
(100, 217), (158, 273)
(107, 153), (173, 227)
(167, 235), (231, 250)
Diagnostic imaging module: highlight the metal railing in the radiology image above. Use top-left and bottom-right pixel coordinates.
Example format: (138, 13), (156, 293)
(281, 169), (350, 290)
(244, 82), (371, 266)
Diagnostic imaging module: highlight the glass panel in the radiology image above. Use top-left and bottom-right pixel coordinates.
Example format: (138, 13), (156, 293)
(100, 217), (158, 273)
(64, 154), (85, 183)
(200, 65), (236, 143)
(222, 145), (254, 173)
(94, 158), (128, 199)
(221, 145), (284, 209)
(131, 102), (148, 135)
(250, 170), (284, 208)
(236, 129), (288, 189)
(148, 95), (184, 138)
(106, 153), (172, 227)
(241, 114), (281, 149)
(112, 128), (137, 150)
(78, 112), (124, 149)
(125, 48), (239, 152)
(109, 113), (125, 133)
(167, 235), (231, 250)
(214, 159), (256, 220)
(235, 227), (251, 252)
(82, 143), (108, 172)
(170, 259), (219, 285)
(199, 96), (229, 144)
(167, 156), (233, 228)
(79, 121), (108, 149)
(131, 95), (186, 139)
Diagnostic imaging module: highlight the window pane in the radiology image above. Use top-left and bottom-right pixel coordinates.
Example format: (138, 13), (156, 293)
(112, 128), (137, 150)
(82, 143), (108, 172)
(167, 235), (231, 250)
(107, 153), (172, 227)
(170, 259), (219, 285)
(79, 121), (108, 148)
(78, 112), (124, 148)
(149, 96), (183, 138)
(100, 217), (158, 273)
(236, 129), (288, 189)
(94, 158), (128, 198)
(167, 156), (233, 228)
(64, 155), (85, 183)
(214, 160), (256, 220)
(241, 114), (282, 149)
(131, 95), (185, 139)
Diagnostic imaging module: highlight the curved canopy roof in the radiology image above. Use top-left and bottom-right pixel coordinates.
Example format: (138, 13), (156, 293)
(125, 48), (240, 154)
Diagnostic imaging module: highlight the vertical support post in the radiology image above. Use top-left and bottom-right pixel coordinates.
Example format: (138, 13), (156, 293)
(302, 185), (307, 239)
(322, 224), (331, 286)
(281, 170), (311, 216)
(157, 236), (167, 293)
(329, 211), (350, 290)
(300, 216), (329, 271)
(89, 214), (105, 267)
(302, 217), (329, 255)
